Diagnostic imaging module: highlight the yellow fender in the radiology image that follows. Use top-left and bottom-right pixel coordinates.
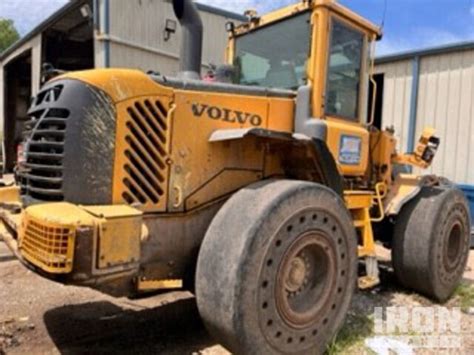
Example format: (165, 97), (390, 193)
(384, 173), (441, 216)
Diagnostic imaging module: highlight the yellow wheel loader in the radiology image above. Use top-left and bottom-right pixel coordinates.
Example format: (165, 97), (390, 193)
(1, 0), (471, 353)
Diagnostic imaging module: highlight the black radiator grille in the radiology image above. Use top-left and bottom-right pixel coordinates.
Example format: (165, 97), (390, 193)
(20, 85), (68, 201)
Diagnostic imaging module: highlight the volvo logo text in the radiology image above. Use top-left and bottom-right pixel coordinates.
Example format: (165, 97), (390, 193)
(192, 103), (263, 127)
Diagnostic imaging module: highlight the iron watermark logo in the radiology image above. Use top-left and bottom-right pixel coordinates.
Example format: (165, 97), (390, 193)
(367, 306), (462, 353)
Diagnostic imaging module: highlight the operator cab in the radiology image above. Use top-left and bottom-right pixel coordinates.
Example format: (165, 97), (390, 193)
(226, 0), (382, 177)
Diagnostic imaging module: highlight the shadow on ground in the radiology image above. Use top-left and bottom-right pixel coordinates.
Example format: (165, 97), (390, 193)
(44, 297), (217, 355)
(42, 255), (473, 355)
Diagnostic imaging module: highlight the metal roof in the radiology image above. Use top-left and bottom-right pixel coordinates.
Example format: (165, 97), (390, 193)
(0, 0), (246, 63)
(196, 3), (247, 22)
(376, 40), (474, 64)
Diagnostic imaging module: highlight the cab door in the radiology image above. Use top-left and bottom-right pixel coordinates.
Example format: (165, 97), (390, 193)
(321, 16), (370, 177)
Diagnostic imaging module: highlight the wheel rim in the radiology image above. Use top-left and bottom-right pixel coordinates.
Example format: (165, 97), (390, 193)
(276, 233), (336, 328)
(445, 222), (463, 268)
(257, 209), (352, 352)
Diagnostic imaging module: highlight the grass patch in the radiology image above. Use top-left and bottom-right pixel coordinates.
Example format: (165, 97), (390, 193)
(454, 283), (474, 312)
(326, 313), (374, 355)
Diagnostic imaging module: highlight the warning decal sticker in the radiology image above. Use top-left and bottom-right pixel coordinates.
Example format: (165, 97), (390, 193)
(339, 135), (362, 165)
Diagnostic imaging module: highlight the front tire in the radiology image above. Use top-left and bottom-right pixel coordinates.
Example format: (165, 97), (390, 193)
(195, 180), (357, 354)
(392, 186), (471, 302)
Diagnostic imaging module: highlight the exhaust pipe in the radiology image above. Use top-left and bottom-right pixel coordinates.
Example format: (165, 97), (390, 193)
(172, 0), (203, 80)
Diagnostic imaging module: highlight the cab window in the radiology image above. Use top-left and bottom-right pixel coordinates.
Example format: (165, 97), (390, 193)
(326, 19), (364, 120)
(233, 12), (311, 90)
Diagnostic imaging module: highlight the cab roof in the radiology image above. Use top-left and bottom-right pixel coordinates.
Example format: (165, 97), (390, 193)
(233, 0), (382, 40)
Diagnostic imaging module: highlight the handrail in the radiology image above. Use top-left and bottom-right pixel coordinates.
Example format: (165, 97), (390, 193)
(371, 182), (387, 222)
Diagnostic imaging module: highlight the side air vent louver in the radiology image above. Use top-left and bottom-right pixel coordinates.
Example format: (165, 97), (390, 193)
(121, 99), (169, 207)
(20, 84), (68, 201)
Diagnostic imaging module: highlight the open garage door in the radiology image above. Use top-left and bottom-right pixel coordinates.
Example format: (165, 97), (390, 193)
(3, 50), (32, 173)
(42, 1), (94, 74)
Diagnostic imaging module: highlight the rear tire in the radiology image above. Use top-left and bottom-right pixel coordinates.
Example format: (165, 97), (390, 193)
(392, 186), (471, 302)
(195, 180), (357, 354)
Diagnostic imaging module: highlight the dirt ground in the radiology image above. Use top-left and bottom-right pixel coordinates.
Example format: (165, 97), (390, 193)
(0, 241), (473, 355)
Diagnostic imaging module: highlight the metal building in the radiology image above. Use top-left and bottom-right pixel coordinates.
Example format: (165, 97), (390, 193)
(374, 41), (474, 186)
(0, 0), (245, 171)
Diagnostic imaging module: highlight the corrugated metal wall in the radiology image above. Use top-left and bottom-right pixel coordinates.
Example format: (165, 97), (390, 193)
(376, 48), (474, 185)
(103, 0), (236, 74)
(375, 60), (413, 152)
(416, 50), (474, 184)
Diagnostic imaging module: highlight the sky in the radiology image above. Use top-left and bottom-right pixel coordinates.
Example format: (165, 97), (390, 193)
(0, 0), (473, 56)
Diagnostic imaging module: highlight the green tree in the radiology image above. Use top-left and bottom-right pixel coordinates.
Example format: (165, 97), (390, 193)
(0, 18), (20, 53)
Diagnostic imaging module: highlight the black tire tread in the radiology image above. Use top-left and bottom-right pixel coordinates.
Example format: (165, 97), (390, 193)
(392, 186), (470, 302)
(195, 179), (357, 354)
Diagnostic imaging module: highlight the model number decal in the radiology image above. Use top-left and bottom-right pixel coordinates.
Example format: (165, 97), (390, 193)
(339, 135), (362, 165)
(192, 103), (263, 127)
